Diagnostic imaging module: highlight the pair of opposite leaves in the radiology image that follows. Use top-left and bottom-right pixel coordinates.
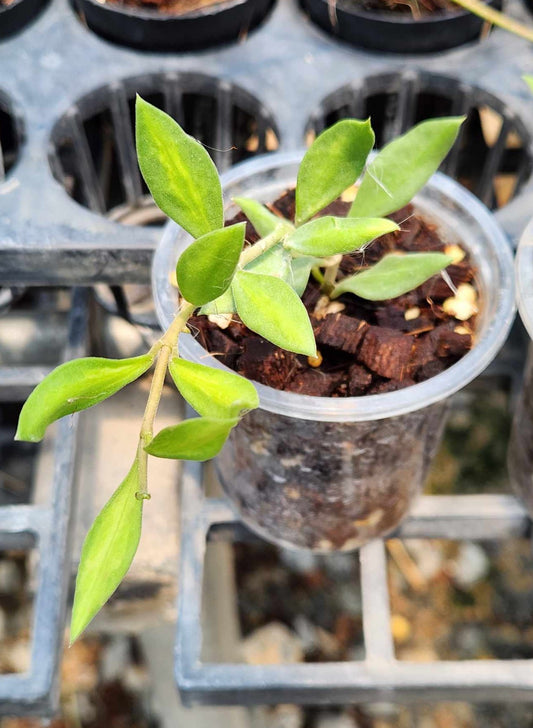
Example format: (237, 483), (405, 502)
(16, 353), (259, 642)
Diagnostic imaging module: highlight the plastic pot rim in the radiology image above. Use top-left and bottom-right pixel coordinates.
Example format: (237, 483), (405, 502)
(77, 0), (256, 23)
(298, 0), (502, 54)
(0, 0), (26, 16)
(0, 0), (49, 39)
(302, 0), (475, 25)
(516, 216), (533, 340)
(152, 150), (516, 423)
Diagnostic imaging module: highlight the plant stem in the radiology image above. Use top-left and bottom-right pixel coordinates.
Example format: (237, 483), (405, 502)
(449, 0), (533, 42)
(238, 225), (288, 267)
(134, 224), (287, 499)
(320, 255), (342, 295)
(311, 266), (325, 285)
(136, 301), (195, 498)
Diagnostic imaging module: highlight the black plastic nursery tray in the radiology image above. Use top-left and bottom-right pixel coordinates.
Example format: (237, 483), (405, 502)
(3, 0), (533, 715)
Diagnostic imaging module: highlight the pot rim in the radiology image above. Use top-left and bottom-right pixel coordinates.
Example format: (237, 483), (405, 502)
(0, 0), (25, 15)
(152, 150), (516, 422)
(0, 0), (48, 39)
(77, 0), (250, 22)
(303, 0), (473, 25)
(516, 216), (533, 339)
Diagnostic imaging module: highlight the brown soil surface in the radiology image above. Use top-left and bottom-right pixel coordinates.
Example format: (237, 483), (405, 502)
(338, 0), (461, 18)
(104, 0), (226, 15)
(190, 189), (477, 398)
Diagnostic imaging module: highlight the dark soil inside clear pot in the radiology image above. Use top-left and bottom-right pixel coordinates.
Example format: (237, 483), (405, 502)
(191, 191), (477, 399)
(215, 403), (448, 551)
(189, 190), (479, 552)
(152, 151), (514, 555)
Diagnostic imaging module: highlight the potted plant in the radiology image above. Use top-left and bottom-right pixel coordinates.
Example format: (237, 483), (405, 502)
(299, 0), (533, 53)
(153, 124), (515, 555)
(15, 97), (514, 642)
(74, 0), (276, 52)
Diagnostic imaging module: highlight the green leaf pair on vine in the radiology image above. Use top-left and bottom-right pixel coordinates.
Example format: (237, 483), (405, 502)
(15, 95), (464, 643)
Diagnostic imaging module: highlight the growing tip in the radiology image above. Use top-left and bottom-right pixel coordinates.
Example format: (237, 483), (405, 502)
(69, 609), (90, 646)
(68, 624), (81, 647)
(13, 425), (38, 443)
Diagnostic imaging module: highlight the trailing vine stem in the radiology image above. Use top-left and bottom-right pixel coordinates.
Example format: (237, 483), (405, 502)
(238, 224), (289, 266)
(136, 300), (196, 499)
(134, 223), (289, 499)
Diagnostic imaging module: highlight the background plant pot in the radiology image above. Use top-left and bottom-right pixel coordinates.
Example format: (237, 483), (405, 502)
(153, 152), (515, 552)
(299, 0), (502, 54)
(74, 0), (276, 52)
(0, 0), (49, 40)
(507, 218), (533, 514)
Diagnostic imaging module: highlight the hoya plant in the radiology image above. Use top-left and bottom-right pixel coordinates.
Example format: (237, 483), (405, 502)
(15, 97), (464, 642)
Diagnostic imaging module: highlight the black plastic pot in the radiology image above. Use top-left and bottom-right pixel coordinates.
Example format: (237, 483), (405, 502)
(0, 0), (48, 40)
(74, 0), (276, 52)
(299, 0), (503, 54)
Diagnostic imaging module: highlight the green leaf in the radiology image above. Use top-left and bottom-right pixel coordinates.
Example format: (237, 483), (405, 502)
(233, 197), (293, 237)
(232, 271), (316, 356)
(176, 223), (245, 306)
(200, 288), (235, 315)
(290, 256), (320, 296)
(349, 117), (464, 219)
(145, 417), (237, 460)
(295, 119), (375, 226)
(332, 252), (453, 301)
(200, 288), (236, 315)
(285, 216), (398, 257)
(524, 75), (533, 94)
(135, 96), (223, 239)
(16, 354), (153, 442)
(169, 358), (258, 419)
(246, 245), (292, 279)
(200, 245), (292, 315)
(70, 459), (143, 643)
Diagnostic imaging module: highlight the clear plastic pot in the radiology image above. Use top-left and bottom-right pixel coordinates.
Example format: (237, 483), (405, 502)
(508, 218), (533, 513)
(153, 152), (515, 552)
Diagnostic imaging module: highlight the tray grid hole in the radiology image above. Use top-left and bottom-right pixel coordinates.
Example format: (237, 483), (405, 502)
(49, 75), (279, 225)
(0, 94), (22, 181)
(311, 73), (533, 211)
(0, 544), (37, 675)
